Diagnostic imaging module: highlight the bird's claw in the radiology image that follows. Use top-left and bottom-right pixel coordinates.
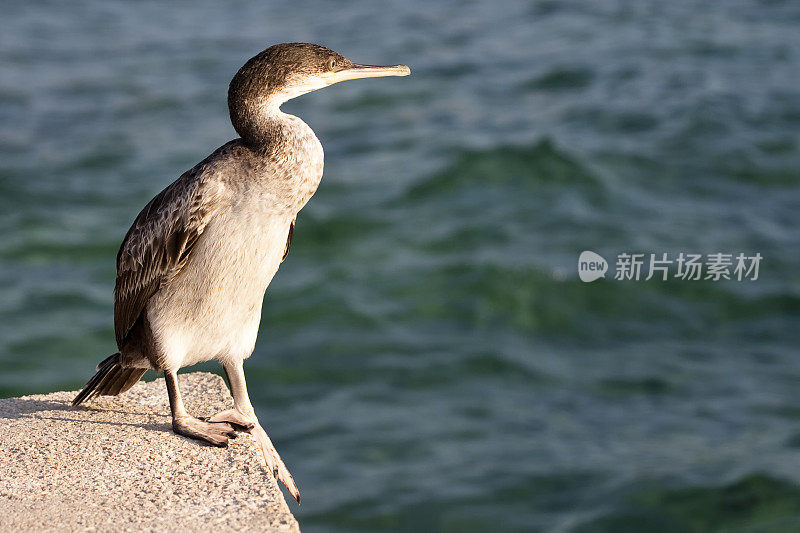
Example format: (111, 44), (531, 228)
(251, 424), (300, 503)
(172, 416), (237, 447)
(198, 409), (300, 502)
(202, 408), (256, 430)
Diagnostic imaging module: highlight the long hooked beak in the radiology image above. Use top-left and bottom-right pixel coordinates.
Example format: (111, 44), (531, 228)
(321, 64), (411, 85)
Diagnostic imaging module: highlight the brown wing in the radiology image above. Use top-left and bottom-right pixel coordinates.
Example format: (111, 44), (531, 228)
(113, 165), (228, 348)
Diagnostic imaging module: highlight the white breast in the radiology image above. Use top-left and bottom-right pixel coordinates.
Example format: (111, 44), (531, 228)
(147, 200), (293, 370)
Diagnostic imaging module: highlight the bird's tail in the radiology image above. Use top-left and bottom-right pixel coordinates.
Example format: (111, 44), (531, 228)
(72, 353), (146, 406)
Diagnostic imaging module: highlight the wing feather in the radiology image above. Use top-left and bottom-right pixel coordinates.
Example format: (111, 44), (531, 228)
(113, 163), (229, 347)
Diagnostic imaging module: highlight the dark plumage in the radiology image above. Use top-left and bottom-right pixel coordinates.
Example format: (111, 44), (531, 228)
(71, 353), (145, 405)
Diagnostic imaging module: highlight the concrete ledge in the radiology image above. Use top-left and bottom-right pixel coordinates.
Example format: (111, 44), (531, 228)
(0, 372), (299, 532)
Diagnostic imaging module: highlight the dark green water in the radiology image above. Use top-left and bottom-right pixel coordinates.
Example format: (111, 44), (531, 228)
(2, 1), (800, 531)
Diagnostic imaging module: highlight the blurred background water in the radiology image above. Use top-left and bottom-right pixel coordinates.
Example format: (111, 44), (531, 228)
(2, 0), (800, 531)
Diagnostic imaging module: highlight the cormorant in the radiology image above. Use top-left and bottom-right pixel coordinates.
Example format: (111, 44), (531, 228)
(72, 42), (410, 503)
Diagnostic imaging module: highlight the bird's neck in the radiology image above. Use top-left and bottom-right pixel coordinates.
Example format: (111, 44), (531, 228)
(238, 102), (324, 215)
(235, 97), (324, 180)
(231, 96), (325, 209)
(233, 96), (304, 152)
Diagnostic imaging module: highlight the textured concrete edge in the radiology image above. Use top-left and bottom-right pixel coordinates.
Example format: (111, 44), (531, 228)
(0, 372), (300, 533)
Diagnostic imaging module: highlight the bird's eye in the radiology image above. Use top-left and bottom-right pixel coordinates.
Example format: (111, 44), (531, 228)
(327, 58), (337, 71)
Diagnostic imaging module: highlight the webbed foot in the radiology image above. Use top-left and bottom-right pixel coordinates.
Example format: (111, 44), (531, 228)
(203, 410), (299, 502)
(252, 424), (300, 503)
(203, 408), (256, 430)
(172, 416), (237, 447)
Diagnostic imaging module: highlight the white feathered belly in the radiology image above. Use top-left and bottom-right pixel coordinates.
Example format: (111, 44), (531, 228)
(146, 211), (292, 371)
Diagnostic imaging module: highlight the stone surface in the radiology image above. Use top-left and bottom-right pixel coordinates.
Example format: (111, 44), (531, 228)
(0, 372), (300, 532)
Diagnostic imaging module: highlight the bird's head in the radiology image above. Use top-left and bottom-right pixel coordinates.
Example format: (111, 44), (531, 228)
(229, 43), (410, 142)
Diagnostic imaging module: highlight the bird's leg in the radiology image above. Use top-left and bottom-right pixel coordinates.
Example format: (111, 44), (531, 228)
(165, 369), (237, 447)
(207, 361), (300, 503)
(201, 365), (255, 430)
